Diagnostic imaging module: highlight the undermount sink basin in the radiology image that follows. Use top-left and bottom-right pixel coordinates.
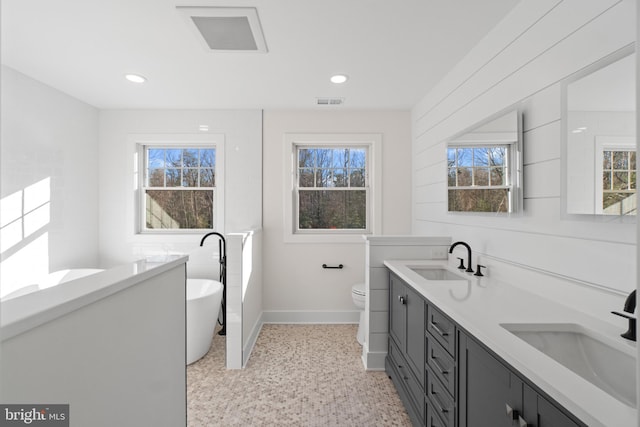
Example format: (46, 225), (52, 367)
(501, 322), (636, 407)
(410, 266), (467, 281)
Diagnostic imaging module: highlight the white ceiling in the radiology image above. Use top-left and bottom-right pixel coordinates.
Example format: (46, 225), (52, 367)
(1, 0), (518, 110)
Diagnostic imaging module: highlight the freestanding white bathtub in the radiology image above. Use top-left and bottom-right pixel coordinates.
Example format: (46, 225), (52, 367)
(186, 278), (223, 365)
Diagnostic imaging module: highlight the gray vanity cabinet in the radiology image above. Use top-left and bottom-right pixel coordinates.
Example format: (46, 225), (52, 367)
(388, 272), (426, 425)
(387, 270), (586, 427)
(459, 332), (583, 427)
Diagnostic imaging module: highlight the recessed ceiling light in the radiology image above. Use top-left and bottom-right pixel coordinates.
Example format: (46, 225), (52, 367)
(330, 74), (348, 84)
(125, 74), (147, 83)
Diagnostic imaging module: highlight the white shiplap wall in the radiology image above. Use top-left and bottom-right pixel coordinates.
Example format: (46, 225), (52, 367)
(411, 0), (635, 318)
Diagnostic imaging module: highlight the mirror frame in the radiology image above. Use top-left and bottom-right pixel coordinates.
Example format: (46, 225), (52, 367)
(561, 43), (636, 221)
(445, 106), (523, 215)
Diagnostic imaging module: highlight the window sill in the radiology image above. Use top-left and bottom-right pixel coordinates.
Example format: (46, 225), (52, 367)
(283, 232), (371, 244)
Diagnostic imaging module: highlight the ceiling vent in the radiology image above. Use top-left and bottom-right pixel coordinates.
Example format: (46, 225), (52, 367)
(316, 98), (345, 106)
(177, 7), (268, 53)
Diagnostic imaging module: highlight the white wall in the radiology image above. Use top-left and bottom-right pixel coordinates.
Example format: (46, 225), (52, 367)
(0, 66), (99, 296)
(411, 0), (634, 322)
(224, 230), (263, 368)
(240, 230), (263, 366)
(1, 262), (186, 427)
(97, 110), (262, 274)
(363, 236), (451, 370)
(262, 110), (412, 320)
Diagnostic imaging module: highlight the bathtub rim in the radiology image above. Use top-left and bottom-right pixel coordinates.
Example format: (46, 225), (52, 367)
(186, 278), (223, 301)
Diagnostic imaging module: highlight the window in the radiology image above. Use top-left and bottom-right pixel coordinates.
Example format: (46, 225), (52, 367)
(593, 136), (636, 216)
(447, 145), (511, 213)
(601, 149), (636, 215)
(445, 109), (522, 214)
(296, 146), (368, 231)
(141, 145), (218, 231)
(284, 133), (381, 243)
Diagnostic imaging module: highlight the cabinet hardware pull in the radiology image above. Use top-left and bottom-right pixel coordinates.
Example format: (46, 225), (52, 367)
(430, 351), (449, 375)
(431, 321), (448, 337)
(518, 416), (528, 427)
(398, 295), (406, 305)
(430, 387), (449, 414)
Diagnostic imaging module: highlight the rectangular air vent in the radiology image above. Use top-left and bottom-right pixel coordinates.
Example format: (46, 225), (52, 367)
(316, 98), (345, 106)
(177, 7), (268, 53)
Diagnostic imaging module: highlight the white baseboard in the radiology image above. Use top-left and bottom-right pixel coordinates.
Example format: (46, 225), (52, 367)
(364, 352), (387, 371)
(242, 312), (264, 367)
(262, 310), (360, 324)
(362, 342), (387, 371)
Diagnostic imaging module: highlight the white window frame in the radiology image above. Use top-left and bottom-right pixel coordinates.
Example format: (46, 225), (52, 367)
(594, 136), (636, 215)
(134, 134), (225, 234)
(447, 142), (515, 213)
(283, 133), (382, 243)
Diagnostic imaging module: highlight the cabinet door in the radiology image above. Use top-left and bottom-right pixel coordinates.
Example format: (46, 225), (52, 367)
(389, 273), (406, 349)
(405, 284), (425, 386)
(523, 384), (580, 427)
(459, 333), (522, 427)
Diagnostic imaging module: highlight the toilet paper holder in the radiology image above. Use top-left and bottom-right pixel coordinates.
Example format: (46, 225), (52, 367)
(322, 263), (344, 269)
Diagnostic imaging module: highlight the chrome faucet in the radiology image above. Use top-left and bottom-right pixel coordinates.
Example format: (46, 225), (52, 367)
(449, 241), (473, 273)
(612, 290), (636, 341)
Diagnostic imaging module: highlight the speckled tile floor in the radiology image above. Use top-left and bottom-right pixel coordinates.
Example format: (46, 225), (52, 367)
(187, 324), (411, 427)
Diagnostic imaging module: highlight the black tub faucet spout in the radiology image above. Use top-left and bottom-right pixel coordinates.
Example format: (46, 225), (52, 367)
(449, 241), (473, 273)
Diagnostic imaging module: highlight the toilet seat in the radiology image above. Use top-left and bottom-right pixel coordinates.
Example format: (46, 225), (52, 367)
(352, 283), (365, 296)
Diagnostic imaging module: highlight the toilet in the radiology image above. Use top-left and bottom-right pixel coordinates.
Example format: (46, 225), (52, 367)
(351, 283), (366, 345)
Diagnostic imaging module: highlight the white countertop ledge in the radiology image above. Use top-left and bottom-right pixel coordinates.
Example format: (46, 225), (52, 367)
(384, 259), (637, 427)
(1, 255), (188, 341)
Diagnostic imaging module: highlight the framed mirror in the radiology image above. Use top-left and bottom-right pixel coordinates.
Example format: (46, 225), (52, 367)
(564, 46), (636, 216)
(447, 109), (523, 214)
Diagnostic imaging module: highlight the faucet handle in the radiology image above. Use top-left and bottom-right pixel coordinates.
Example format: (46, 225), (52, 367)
(474, 265), (486, 277)
(612, 310), (635, 320)
(456, 257), (466, 270)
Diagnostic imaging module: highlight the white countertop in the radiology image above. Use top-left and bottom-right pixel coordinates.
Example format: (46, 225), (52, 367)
(1, 255), (188, 341)
(384, 259), (637, 427)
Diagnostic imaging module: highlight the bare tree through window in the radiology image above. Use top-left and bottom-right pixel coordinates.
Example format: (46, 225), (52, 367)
(144, 147), (216, 229)
(447, 145), (510, 213)
(296, 146), (368, 230)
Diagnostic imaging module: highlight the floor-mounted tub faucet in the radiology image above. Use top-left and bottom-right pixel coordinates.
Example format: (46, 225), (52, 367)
(449, 241), (474, 273)
(612, 290), (636, 341)
(200, 232), (227, 336)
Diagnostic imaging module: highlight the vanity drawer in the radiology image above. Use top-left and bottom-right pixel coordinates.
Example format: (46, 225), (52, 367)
(401, 364), (425, 421)
(426, 334), (455, 397)
(426, 400), (447, 427)
(426, 365), (455, 426)
(388, 339), (425, 422)
(427, 305), (456, 356)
